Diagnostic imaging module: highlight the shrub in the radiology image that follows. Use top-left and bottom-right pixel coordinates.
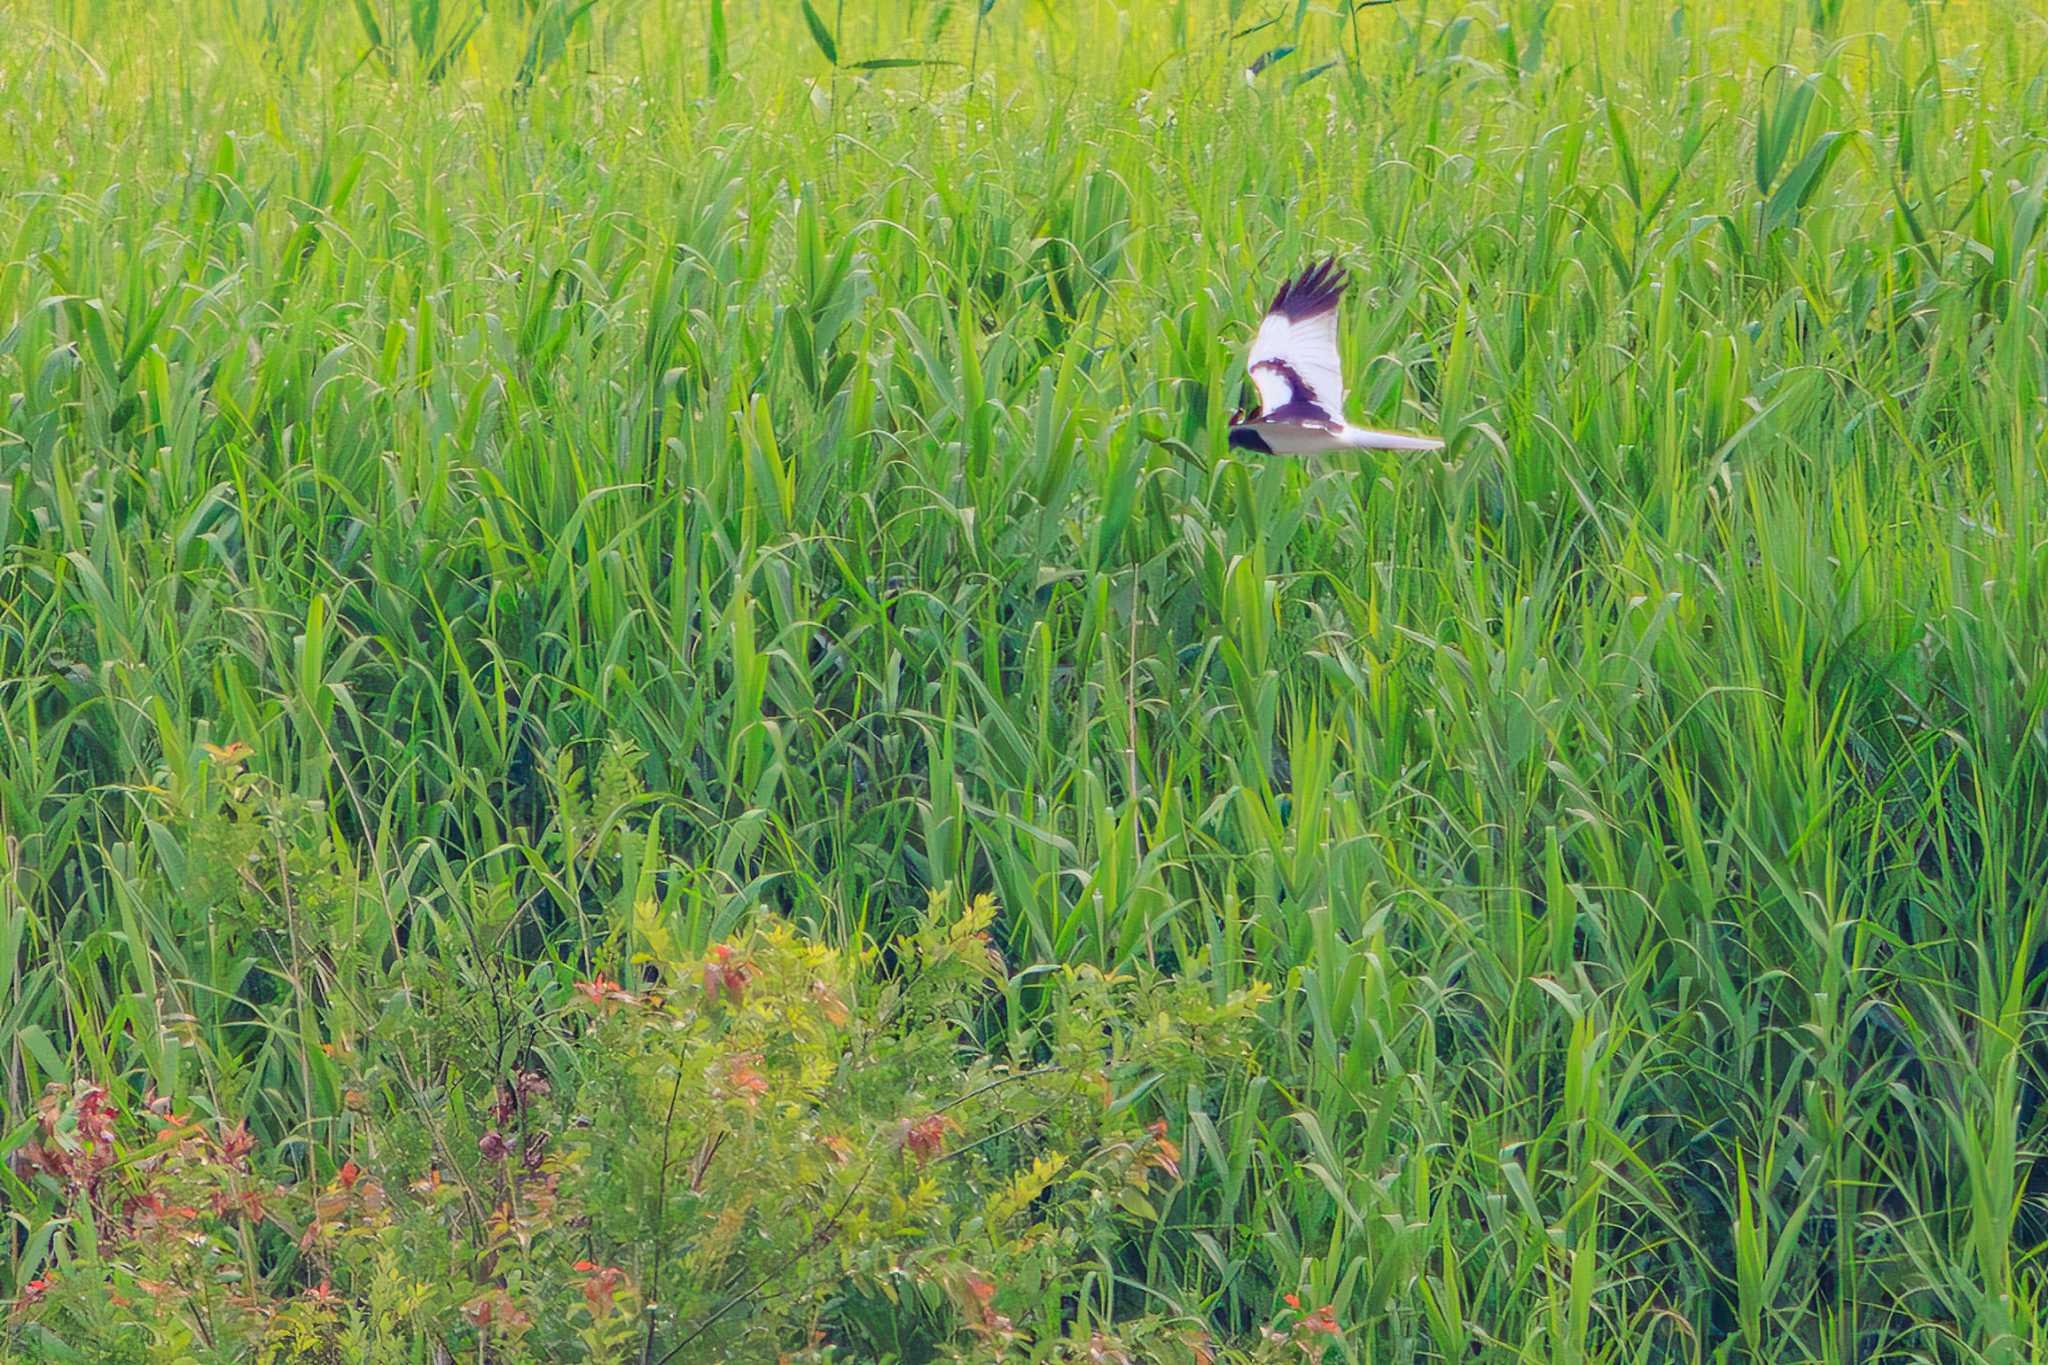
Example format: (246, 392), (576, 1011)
(7, 891), (1289, 1363)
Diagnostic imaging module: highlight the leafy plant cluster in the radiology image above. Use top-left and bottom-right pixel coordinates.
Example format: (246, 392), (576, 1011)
(7, 880), (1313, 1362)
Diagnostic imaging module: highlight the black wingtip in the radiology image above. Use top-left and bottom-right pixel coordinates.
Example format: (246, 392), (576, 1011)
(1268, 254), (1348, 321)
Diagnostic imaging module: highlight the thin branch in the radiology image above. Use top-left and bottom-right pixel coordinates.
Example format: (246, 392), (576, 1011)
(651, 1156), (876, 1365)
(640, 1066), (693, 1365)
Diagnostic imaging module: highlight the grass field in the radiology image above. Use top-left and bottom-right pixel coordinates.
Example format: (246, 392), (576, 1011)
(5, 0), (2048, 1358)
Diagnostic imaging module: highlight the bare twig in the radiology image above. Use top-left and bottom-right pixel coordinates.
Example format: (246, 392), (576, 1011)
(640, 1065), (694, 1365)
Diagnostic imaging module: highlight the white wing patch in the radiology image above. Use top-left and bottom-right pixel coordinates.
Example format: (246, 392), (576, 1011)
(1243, 257), (1348, 419)
(1248, 316), (1343, 416)
(1246, 354), (1298, 417)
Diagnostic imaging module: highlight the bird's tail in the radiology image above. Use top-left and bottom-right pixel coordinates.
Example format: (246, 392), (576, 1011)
(1343, 427), (1445, 452)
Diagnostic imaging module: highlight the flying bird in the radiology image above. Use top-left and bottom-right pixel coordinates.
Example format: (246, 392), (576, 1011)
(1227, 256), (1444, 456)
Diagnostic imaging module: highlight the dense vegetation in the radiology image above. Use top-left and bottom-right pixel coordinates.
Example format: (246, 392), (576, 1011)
(5, 0), (2048, 1358)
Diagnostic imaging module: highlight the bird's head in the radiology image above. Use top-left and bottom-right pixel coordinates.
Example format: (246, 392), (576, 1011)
(1227, 426), (1272, 454)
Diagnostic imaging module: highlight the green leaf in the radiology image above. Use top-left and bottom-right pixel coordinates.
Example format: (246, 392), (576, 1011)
(799, 0), (838, 64)
(1605, 98), (1642, 209)
(851, 57), (943, 69)
(409, 0), (442, 58)
(350, 0), (385, 49)
(708, 0), (727, 87)
(1114, 1186), (1160, 1222)
(1763, 130), (1849, 234)
(1754, 69), (1818, 194)
(15, 1025), (66, 1082)
(1289, 59), (1338, 90)
(1093, 448), (1140, 568)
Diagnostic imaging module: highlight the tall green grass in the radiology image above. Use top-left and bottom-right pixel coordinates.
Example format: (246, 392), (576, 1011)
(5, 0), (2048, 1356)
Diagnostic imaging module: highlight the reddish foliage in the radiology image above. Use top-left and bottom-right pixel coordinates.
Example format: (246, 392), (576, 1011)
(16, 1275), (53, 1311)
(126, 1190), (202, 1231)
(574, 973), (636, 1009)
(463, 1289), (531, 1335)
(723, 1056), (771, 1105)
(1298, 1304), (1340, 1336)
(954, 1269), (1017, 1343)
(808, 979), (850, 1025)
(144, 1093), (194, 1132)
(1282, 1293), (1340, 1343)
(573, 1260), (629, 1316)
(217, 1121), (256, 1166)
(211, 1186), (269, 1223)
(14, 1083), (123, 1204)
(902, 1113), (955, 1165)
(703, 943), (755, 1008)
(1144, 1119), (1181, 1181)
(75, 1086), (118, 1146)
(492, 1070), (551, 1126)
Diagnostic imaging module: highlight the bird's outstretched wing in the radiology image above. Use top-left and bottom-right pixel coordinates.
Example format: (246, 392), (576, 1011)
(1244, 256), (1348, 421)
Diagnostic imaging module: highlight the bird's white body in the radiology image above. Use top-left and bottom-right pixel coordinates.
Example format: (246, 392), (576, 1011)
(1234, 418), (1444, 455)
(1227, 257), (1443, 457)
